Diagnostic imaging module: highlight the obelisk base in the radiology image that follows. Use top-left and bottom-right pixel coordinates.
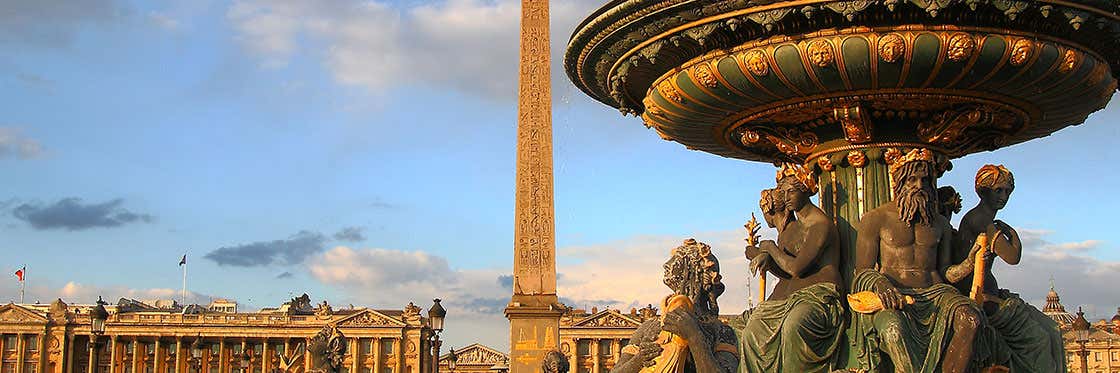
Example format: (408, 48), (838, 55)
(506, 295), (562, 373)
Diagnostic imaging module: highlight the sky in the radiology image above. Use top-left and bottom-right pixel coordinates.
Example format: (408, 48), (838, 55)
(2, 0), (1120, 351)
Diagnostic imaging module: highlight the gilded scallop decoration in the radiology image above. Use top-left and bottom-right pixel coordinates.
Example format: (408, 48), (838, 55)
(946, 33), (975, 62)
(657, 80), (682, 103)
(878, 34), (906, 63)
(743, 50), (770, 76)
(807, 40), (835, 67)
(1009, 38), (1035, 66)
(1059, 49), (1078, 73)
(693, 63), (718, 88)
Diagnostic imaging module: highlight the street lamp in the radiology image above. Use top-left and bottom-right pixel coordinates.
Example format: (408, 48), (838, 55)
(1074, 307), (1091, 373)
(428, 299), (446, 373)
(89, 296), (109, 373)
(447, 347), (458, 373)
(240, 348), (252, 373)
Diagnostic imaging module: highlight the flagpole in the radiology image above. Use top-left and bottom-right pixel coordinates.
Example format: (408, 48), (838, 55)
(181, 257), (187, 305)
(20, 265), (25, 304)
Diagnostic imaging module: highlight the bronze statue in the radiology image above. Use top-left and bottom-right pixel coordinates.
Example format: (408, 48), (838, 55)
(612, 239), (738, 373)
(936, 186), (962, 222)
(944, 165), (1065, 372)
(732, 164), (845, 372)
(851, 148), (982, 373)
(542, 350), (570, 373)
(307, 325), (347, 373)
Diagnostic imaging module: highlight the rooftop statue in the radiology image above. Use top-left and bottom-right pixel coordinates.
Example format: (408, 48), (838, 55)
(851, 149), (982, 373)
(612, 239), (738, 373)
(731, 164), (845, 373)
(943, 165), (1065, 372)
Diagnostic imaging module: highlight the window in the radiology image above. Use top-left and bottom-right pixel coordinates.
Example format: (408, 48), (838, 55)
(253, 344), (262, 354)
(210, 345), (220, 355)
(272, 344), (285, 356)
(125, 341), (135, 355)
(380, 368), (393, 373)
(3, 335), (15, 351)
(24, 363), (36, 373)
(620, 339), (630, 347)
(598, 340), (612, 356)
(362, 341), (373, 355)
(577, 340), (591, 357)
(379, 341), (393, 356)
(26, 335), (38, 351)
(145, 343), (155, 355)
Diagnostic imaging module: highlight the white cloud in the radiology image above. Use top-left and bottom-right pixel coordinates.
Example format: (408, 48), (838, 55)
(0, 128), (44, 159)
(307, 246), (511, 348)
(148, 11), (181, 31)
(226, 0), (603, 98)
(0, 279), (217, 307)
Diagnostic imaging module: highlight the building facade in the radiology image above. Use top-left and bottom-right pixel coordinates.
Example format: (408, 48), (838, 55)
(0, 296), (440, 373)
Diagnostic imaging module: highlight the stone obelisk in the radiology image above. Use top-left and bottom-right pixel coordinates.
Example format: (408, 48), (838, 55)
(505, 0), (561, 371)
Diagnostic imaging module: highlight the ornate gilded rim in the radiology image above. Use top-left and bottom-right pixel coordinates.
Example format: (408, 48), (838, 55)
(565, 0), (1120, 114)
(636, 25), (1115, 162)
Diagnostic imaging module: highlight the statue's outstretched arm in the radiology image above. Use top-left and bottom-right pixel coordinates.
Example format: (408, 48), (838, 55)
(992, 220), (1021, 265)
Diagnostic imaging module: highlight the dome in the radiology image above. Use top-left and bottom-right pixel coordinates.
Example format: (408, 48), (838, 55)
(1043, 286), (1075, 326)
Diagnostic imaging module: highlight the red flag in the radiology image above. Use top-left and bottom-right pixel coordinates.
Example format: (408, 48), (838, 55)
(15, 267), (24, 282)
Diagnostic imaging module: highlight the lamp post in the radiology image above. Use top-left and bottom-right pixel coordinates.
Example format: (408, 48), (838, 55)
(190, 337), (204, 373)
(240, 348), (252, 373)
(428, 299), (446, 373)
(1074, 307), (1091, 373)
(446, 347), (457, 373)
(89, 296), (109, 373)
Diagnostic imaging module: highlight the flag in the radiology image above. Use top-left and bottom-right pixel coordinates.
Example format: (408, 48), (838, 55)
(179, 255), (187, 266)
(15, 266), (24, 282)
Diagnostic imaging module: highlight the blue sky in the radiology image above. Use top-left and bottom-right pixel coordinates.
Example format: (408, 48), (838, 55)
(2, 0), (1120, 350)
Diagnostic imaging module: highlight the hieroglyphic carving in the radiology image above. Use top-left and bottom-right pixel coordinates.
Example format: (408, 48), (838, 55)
(513, 0), (557, 297)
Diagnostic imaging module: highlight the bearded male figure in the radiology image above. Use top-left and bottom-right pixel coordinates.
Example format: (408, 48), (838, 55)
(851, 148), (982, 373)
(612, 239), (739, 373)
(731, 164), (845, 373)
(944, 165), (1065, 372)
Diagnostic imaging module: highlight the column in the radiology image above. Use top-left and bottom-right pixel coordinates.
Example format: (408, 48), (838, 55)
(349, 339), (358, 373)
(17, 333), (26, 373)
(394, 339), (403, 373)
(591, 339), (600, 373)
(566, 340), (577, 373)
(372, 339), (381, 373)
(154, 340), (162, 373)
(610, 339), (620, 370)
(66, 334), (76, 373)
(260, 340), (269, 373)
(218, 340), (226, 373)
(302, 339), (311, 373)
(108, 337), (117, 373)
(131, 339), (140, 373)
(174, 338), (183, 373)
